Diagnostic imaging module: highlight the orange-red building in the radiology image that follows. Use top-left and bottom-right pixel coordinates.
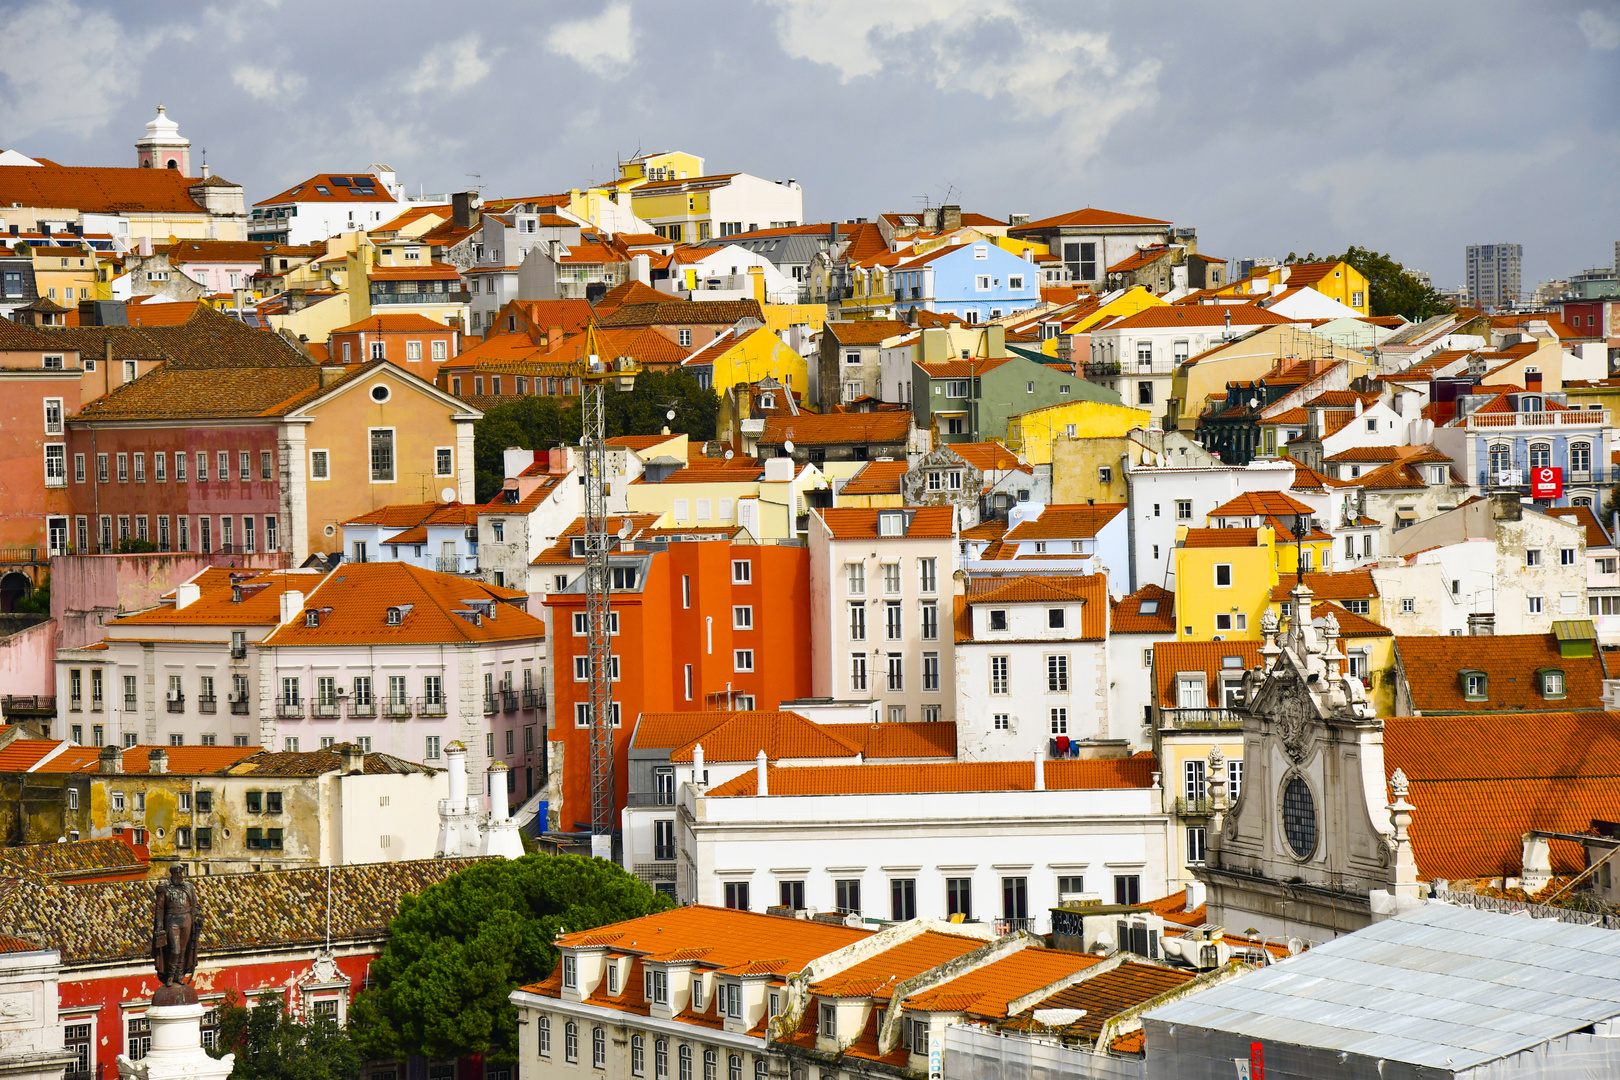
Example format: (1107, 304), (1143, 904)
(326, 312), (461, 367)
(541, 537), (811, 833)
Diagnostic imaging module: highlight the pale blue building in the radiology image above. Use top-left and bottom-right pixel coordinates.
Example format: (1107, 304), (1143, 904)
(893, 241), (1042, 323)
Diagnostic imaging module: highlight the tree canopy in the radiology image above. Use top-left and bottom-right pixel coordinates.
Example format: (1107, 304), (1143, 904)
(471, 370), (719, 501)
(208, 994), (362, 1080)
(351, 855), (673, 1065)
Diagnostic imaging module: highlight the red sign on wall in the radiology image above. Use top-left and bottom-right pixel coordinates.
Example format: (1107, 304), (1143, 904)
(1251, 1041), (1265, 1080)
(1531, 466), (1563, 499)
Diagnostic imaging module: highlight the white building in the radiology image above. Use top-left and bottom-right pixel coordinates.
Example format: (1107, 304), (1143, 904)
(1087, 304), (1294, 419)
(477, 448), (583, 595)
(663, 245), (800, 304)
(1125, 459), (1299, 594)
(629, 173), (803, 244)
(808, 508), (958, 724)
(340, 502), (481, 573)
(254, 561), (548, 802)
(683, 755), (1172, 929)
(954, 574), (1118, 761)
(1106, 584), (1177, 743)
(964, 502), (1131, 598)
(248, 167), (410, 246)
(464, 206), (585, 335)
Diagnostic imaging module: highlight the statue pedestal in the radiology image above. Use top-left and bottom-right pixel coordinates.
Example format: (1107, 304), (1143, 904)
(116, 1004), (234, 1080)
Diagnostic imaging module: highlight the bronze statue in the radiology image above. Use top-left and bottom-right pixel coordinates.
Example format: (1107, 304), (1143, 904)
(151, 865), (201, 987)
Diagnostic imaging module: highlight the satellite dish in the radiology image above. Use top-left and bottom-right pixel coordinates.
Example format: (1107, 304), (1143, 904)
(783, 439), (795, 454)
(724, 449), (734, 460)
(439, 487), (456, 503)
(666, 409), (676, 421)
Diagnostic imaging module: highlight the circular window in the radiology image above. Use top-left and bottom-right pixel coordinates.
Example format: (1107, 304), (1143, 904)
(1282, 776), (1316, 859)
(369, 384), (391, 403)
(155, 828), (165, 839)
(323, 524), (336, 537)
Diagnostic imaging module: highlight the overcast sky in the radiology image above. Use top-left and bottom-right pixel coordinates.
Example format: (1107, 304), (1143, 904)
(4, 0), (1617, 289)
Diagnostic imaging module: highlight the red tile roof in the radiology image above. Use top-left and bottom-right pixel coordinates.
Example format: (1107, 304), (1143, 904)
(112, 570), (323, 628)
(1010, 208), (1172, 231)
(824, 320), (911, 346)
(949, 443), (1031, 474)
(1153, 641), (1262, 707)
(817, 722), (957, 759)
(1544, 506), (1612, 548)
(817, 507), (955, 540)
(963, 575), (1108, 640)
(599, 299), (763, 327)
(1098, 304), (1290, 331)
(259, 563), (542, 647)
(810, 930), (983, 998)
(1393, 633), (1605, 713)
(1008, 960), (1193, 1039)
(1005, 505), (1126, 541)
(706, 756), (1157, 797)
(905, 948), (1103, 1017)
(0, 166), (213, 215)
(330, 313), (452, 334)
(1181, 527), (1261, 548)
(255, 173), (400, 206)
(1208, 491), (1314, 519)
(1267, 572), (1376, 602)
(839, 460), (907, 496)
(1384, 711), (1620, 880)
(1111, 585), (1175, 634)
(761, 412), (909, 447)
(917, 356), (1015, 378)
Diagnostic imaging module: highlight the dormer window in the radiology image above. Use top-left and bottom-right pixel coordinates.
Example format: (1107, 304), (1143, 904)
(878, 511), (903, 537)
(607, 961), (619, 994)
(1460, 670), (1488, 701)
(1539, 669), (1566, 698)
(562, 955), (577, 990)
(691, 976), (704, 1010)
(571, 537), (587, 557)
(1048, 608), (1065, 629)
(386, 607), (402, 626)
(304, 610), (319, 627)
(988, 609), (1008, 631)
(819, 1001), (836, 1038)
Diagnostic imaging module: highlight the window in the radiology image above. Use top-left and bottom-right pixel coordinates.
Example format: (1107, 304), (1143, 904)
(885, 601), (902, 640)
(729, 1056), (742, 1080)
(988, 609), (1008, 631)
(310, 450), (329, 480)
(370, 430), (395, 482)
(922, 652), (940, 691)
(1527, 549), (1542, 568)
(564, 1021), (578, 1062)
(679, 1046), (693, 1080)
(731, 559), (751, 583)
(628, 1033), (640, 1073)
(1572, 443), (1592, 473)
(887, 653), (903, 691)
(594, 1028), (607, 1069)
(425, 735), (441, 760)
(656, 1040), (669, 1080)
(127, 1014), (152, 1061)
(1047, 654), (1068, 691)
(1113, 875), (1141, 905)
(116, 453), (128, 483)
(1187, 826), (1208, 863)
(734, 649), (754, 672)
(702, 1048), (715, 1080)
(946, 877), (972, 918)
(1215, 564), (1232, 587)
(724, 881), (749, 910)
(848, 602), (866, 641)
(846, 562), (865, 595)
(540, 1017), (552, 1057)
(1401, 597), (1415, 615)
(820, 1002), (837, 1038)
(850, 653), (867, 692)
(920, 601), (939, 641)
(733, 605), (753, 630)
(990, 655), (1009, 695)
(836, 878), (862, 914)
(1561, 548), (1576, 566)
(1049, 708), (1067, 734)
(1462, 671), (1488, 700)
(1528, 595), (1544, 614)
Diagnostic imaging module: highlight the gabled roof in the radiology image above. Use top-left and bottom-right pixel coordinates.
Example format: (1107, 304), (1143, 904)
(1181, 527), (1261, 548)
(599, 299), (763, 327)
(0, 165), (214, 215)
(824, 320), (911, 346)
(905, 948), (1104, 1018)
(0, 837), (146, 882)
(111, 570), (321, 628)
(1310, 601), (1390, 638)
(948, 442), (1031, 474)
(964, 575), (1107, 640)
(810, 930), (983, 1000)
(916, 356), (1015, 378)
(1096, 304), (1290, 331)
(1010, 961), (1193, 1040)
(1152, 641), (1262, 707)
(1111, 584), (1175, 634)
(255, 173), (399, 206)
(816, 722), (957, 759)
(663, 711), (861, 763)
(1544, 505), (1612, 548)
(330, 313), (451, 335)
(817, 507), (955, 540)
(1004, 504), (1126, 541)
(707, 755), (1158, 797)
(1267, 571), (1376, 602)
(1208, 491), (1314, 519)
(839, 460), (907, 496)
(1394, 633), (1605, 714)
(1009, 208), (1172, 232)
(540, 905), (868, 977)
(760, 411), (908, 447)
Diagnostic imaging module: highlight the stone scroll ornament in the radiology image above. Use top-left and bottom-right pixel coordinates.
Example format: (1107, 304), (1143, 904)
(150, 865), (202, 1006)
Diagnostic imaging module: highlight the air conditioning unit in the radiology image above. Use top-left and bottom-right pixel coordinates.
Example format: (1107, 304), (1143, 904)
(165, 690), (181, 702)
(227, 692), (244, 703)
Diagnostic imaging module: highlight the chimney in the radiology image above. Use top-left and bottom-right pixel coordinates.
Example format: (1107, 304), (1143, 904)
(1033, 747), (1045, 791)
(175, 582), (201, 609)
(320, 365), (346, 387)
(941, 204), (962, 231)
(445, 740), (468, 805)
(1184, 880), (1206, 911)
(829, 222), (839, 246)
(279, 589), (305, 626)
(138, 235), (153, 258)
(1468, 612), (1495, 636)
(755, 749), (768, 796)
(487, 762), (510, 821)
(749, 265), (765, 304)
(340, 743), (365, 774)
(1526, 371), (1543, 392)
(692, 743), (705, 789)
(98, 745), (123, 774)
(452, 191), (477, 230)
(148, 748), (168, 775)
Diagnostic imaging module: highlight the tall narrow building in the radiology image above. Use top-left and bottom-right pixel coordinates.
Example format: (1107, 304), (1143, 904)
(1464, 242), (1522, 308)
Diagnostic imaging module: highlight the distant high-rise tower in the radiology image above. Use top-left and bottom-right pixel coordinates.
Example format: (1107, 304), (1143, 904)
(135, 105), (190, 174)
(1465, 243), (1522, 309)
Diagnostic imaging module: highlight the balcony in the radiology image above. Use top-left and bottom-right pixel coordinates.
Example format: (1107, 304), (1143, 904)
(418, 697), (447, 718)
(230, 698), (250, 715)
(1465, 409), (1609, 429)
(521, 688), (542, 711)
(312, 701), (341, 719)
(90, 696), (103, 713)
(1, 695), (55, 719)
(166, 695), (185, 714)
(276, 700), (304, 719)
(632, 861), (677, 882)
(124, 696), (138, 711)
(68, 697), (82, 713)
(1176, 796), (1213, 818)
(627, 792), (678, 808)
(483, 693), (498, 714)
(384, 699), (413, 720)
(994, 917), (1036, 935)
(1159, 707), (1244, 730)
(196, 696), (217, 715)
(0, 547), (42, 565)
(436, 556), (476, 573)
(501, 689), (519, 712)
(348, 700), (377, 719)
(370, 289), (471, 306)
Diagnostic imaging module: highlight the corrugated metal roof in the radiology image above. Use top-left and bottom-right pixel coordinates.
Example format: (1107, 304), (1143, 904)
(1144, 904), (1620, 1070)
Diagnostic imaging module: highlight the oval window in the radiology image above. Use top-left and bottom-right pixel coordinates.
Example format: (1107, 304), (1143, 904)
(370, 384), (391, 403)
(1282, 776), (1316, 858)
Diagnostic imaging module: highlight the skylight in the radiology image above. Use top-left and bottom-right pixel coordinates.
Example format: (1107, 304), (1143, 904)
(331, 177), (352, 187)
(1138, 600), (1159, 614)
(315, 186), (330, 196)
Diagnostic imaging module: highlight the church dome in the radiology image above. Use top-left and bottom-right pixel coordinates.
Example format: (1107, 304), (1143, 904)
(138, 106), (189, 148)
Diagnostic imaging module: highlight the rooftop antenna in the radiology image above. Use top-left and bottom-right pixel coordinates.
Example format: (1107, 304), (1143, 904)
(465, 173), (483, 193)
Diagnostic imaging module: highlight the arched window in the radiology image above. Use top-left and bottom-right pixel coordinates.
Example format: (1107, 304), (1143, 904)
(655, 1039), (669, 1080)
(1571, 442), (1592, 473)
(1522, 396), (1543, 412)
(729, 1054), (743, 1080)
(565, 1021), (578, 1062)
(1489, 444), (1511, 475)
(1573, 496), (1593, 508)
(593, 1027), (607, 1068)
(754, 1060), (767, 1080)
(538, 1016), (551, 1057)
(631, 1035), (645, 1076)
(679, 1044), (693, 1080)
(1530, 442), (1551, 468)
(704, 1048), (717, 1080)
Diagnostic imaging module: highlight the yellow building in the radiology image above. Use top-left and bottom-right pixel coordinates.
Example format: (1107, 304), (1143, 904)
(1051, 430), (1218, 504)
(1172, 525), (1280, 641)
(1167, 324), (1375, 432)
(614, 151), (706, 190)
(1216, 259), (1370, 315)
(29, 246), (100, 309)
(684, 326), (808, 395)
(1004, 399), (1152, 466)
(344, 235), (468, 331)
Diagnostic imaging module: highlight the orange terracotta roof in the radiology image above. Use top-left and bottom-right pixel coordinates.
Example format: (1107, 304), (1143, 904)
(1111, 584), (1175, 634)
(1098, 304), (1290, 331)
(341, 501), (446, 528)
(0, 739), (75, 773)
(1153, 641), (1262, 707)
(839, 460), (907, 496)
(259, 563), (542, 647)
(917, 356), (1014, 378)
(1010, 208), (1172, 231)
(1310, 601), (1390, 637)
(960, 520), (1009, 542)
(963, 575), (1108, 640)
(761, 412), (908, 447)
(660, 712), (861, 763)
(1266, 572), (1376, 602)
(1544, 506), (1613, 548)
(1010, 960), (1193, 1038)
(816, 722), (956, 759)
(1181, 527), (1261, 548)
(1107, 245), (1170, 273)
(824, 320), (911, 346)
(1394, 634), (1605, 713)
(1384, 711), (1620, 880)
(1208, 491), (1314, 518)
(707, 756), (1157, 797)
(818, 507), (955, 540)
(1141, 890), (1207, 928)
(905, 949), (1103, 1017)
(599, 299), (763, 328)
(35, 744), (259, 775)
(1345, 460), (1428, 490)
(330, 313), (451, 334)
(256, 173), (400, 206)
(367, 261), (462, 281)
(1004, 504), (1126, 541)
(0, 165), (213, 215)
(123, 300), (208, 326)
(112, 570), (322, 628)
(948, 442), (1031, 474)
(1288, 462), (1348, 491)
(814, 930), (986, 1001)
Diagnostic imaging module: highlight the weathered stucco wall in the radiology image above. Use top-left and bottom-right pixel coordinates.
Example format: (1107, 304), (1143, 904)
(0, 615), (55, 696)
(51, 551), (288, 649)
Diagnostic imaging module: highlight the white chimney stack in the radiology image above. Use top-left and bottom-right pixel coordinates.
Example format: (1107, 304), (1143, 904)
(487, 762), (510, 822)
(175, 583), (201, 609)
(446, 741), (468, 804)
(279, 589), (305, 625)
(692, 743), (705, 788)
(755, 749), (768, 796)
(1033, 748), (1045, 791)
